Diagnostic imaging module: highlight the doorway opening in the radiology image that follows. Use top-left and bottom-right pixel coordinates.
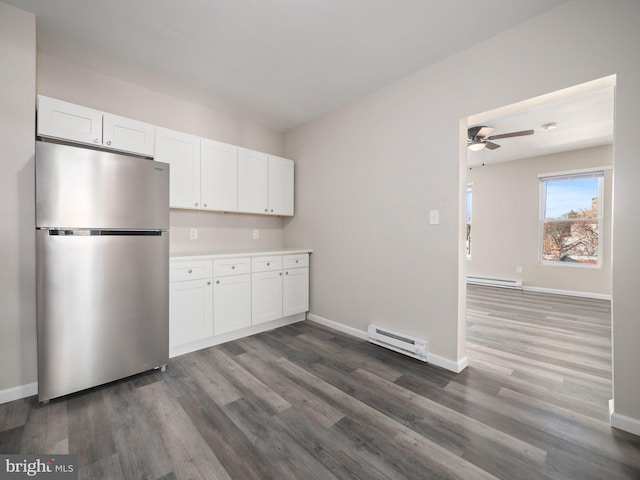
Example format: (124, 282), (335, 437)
(459, 75), (616, 419)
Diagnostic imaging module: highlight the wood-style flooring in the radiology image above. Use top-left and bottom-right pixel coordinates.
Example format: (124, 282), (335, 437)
(1, 285), (639, 479)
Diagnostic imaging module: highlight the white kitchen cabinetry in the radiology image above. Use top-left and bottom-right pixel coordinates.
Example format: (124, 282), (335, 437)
(155, 127), (201, 209)
(283, 254), (309, 317)
(213, 258), (251, 335)
(252, 253), (308, 324)
(37, 95), (155, 156)
(238, 148), (269, 214)
(251, 256), (283, 325)
(170, 249), (310, 357)
(268, 155), (295, 216)
(201, 139), (238, 212)
(238, 149), (294, 216)
(169, 261), (213, 348)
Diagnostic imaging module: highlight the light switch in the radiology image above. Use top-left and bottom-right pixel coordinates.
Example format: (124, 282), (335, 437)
(429, 210), (440, 225)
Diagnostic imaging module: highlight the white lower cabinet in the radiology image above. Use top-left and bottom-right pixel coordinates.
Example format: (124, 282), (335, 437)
(170, 251), (310, 355)
(283, 266), (309, 317)
(252, 270), (283, 325)
(213, 258), (251, 335)
(169, 261), (213, 348)
(253, 253), (309, 323)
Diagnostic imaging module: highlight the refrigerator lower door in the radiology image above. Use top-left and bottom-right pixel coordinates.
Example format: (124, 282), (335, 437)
(36, 230), (169, 402)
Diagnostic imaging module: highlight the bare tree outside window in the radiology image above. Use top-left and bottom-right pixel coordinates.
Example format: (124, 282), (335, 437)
(540, 173), (603, 265)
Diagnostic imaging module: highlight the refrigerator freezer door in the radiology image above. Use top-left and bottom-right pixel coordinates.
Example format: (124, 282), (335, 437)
(36, 141), (169, 230)
(36, 230), (169, 402)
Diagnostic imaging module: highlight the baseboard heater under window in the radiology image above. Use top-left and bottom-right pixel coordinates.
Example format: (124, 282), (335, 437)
(467, 276), (522, 290)
(367, 325), (428, 362)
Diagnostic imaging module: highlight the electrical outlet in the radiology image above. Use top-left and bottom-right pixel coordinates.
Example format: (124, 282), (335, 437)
(253, 229), (260, 240)
(190, 228), (198, 240)
(516, 266), (523, 273)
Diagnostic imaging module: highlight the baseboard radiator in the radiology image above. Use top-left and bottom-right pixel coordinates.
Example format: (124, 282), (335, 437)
(367, 325), (428, 362)
(467, 276), (522, 290)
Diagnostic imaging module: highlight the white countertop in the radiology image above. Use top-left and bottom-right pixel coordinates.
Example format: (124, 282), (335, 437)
(170, 248), (313, 260)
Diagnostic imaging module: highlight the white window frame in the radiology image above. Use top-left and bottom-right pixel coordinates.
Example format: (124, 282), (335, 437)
(466, 185), (473, 258)
(538, 168), (605, 267)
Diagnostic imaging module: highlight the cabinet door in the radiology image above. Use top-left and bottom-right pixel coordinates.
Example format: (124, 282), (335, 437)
(214, 274), (251, 335)
(268, 155), (294, 216)
(201, 139), (238, 212)
(103, 113), (155, 156)
(37, 95), (103, 146)
(283, 267), (309, 317)
(238, 148), (269, 214)
(170, 278), (213, 347)
(155, 127), (201, 209)
(252, 270), (283, 325)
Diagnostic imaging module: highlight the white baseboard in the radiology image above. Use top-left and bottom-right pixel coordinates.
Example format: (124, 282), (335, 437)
(428, 353), (469, 373)
(306, 313), (368, 340)
(523, 285), (611, 301)
(609, 399), (640, 436)
(170, 313), (306, 358)
(0, 382), (37, 405)
(307, 312), (465, 373)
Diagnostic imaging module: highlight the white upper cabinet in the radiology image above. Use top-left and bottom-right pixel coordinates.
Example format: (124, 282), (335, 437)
(238, 148), (269, 214)
(37, 95), (154, 156)
(238, 148), (294, 216)
(103, 113), (155, 156)
(201, 139), (238, 212)
(155, 127), (201, 209)
(268, 155), (294, 216)
(38, 96), (103, 147)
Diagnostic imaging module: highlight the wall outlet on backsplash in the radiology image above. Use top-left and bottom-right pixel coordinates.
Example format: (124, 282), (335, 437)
(253, 229), (260, 240)
(190, 228), (198, 240)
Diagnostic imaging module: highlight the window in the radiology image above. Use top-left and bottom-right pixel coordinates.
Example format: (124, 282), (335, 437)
(539, 170), (604, 265)
(466, 186), (472, 257)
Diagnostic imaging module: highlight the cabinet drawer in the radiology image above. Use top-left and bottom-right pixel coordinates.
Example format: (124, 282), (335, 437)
(252, 255), (282, 273)
(283, 254), (309, 270)
(170, 260), (212, 282)
(214, 257), (250, 277)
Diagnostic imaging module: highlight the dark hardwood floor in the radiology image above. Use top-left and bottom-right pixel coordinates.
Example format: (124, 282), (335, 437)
(1, 285), (639, 479)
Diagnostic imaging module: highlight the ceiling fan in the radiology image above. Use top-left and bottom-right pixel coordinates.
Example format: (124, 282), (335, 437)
(467, 126), (534, 151)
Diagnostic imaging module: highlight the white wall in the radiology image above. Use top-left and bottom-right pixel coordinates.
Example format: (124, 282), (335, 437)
(37, 53), (286, 254)
(0, 3), (36, 395)
(467, 145), (612, 297)
(283, 0), (640, 427)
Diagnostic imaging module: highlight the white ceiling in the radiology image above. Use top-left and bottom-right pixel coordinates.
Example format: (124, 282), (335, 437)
(4, 0), (568, 132)
(467, 85), (615, 167)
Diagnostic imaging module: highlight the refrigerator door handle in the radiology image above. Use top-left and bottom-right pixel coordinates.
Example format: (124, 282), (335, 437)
(46, 229), (165, 236)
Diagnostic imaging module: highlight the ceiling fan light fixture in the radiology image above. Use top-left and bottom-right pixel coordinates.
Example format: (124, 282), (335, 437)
(468, 142), (486, 151)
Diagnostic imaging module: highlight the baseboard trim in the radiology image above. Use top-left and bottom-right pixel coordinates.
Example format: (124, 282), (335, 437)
(0, 382), (37, 405)
(523, 285), (611, 301)
(170, 313), (306, 358)
(609, 399), (640, 436)
(306, 313), (368, 340)
(307, 313), (465, 373)
(428, 353), (469, 373)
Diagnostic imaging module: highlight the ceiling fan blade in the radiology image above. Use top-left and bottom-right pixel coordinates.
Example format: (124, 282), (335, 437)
(485, 141), (501, 150)
(467, 125), (494, 140)
(486, 129), (534, 140)
(477, 126), (494, 138)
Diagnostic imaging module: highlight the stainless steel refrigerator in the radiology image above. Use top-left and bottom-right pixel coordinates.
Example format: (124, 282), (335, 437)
(35, 141), (170, 402)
